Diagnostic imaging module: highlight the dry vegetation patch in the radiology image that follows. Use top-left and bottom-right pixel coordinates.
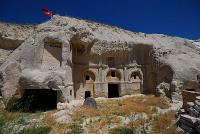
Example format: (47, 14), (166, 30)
(0, 107), (52, 134)
(0, 95), (176, 134)
(72, 95), (169, 121)
(0, 108), (22, 122)
(68, 95), (174, 133)
(151, 112), (183, 134)
(44, 111), (68, 134)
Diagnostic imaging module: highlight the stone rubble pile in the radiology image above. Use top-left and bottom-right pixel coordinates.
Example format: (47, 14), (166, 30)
(176, 96), (200, 134)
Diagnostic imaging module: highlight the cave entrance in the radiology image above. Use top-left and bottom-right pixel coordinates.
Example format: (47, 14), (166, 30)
(20, 89), (57, 112)
(85, 91), (91, 99)
(185, 89), (196, 92)
(108, 84), (119, 98)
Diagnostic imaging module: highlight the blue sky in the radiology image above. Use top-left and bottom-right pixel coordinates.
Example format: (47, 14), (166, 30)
(0, 0), (199, 39)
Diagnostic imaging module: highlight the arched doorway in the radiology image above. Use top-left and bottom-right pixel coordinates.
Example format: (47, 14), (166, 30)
(83, 70), (96, 99)
(106, 70), (121, 98)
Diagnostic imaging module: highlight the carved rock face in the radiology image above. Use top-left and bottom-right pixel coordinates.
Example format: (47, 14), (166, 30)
(0, 15), (200, 108)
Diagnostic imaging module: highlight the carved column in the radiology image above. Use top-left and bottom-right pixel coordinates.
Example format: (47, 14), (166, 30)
(62, 40), (74, 101)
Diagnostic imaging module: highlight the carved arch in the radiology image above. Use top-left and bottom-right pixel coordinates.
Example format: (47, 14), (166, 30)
(83, 70), (96, 82)
(128, 69), (143, 82)
(106, 69), (121, 82)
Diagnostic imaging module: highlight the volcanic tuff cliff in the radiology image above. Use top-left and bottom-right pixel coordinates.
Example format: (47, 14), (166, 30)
(0, 23), (34, 65)
(0, 15), (200, 106)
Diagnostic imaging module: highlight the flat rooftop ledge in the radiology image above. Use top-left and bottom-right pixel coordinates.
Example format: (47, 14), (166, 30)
(19, 69), (66, 89)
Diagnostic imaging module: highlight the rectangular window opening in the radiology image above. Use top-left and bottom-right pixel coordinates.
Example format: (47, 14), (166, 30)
(70, 90), (72, 96)
(85, 91), (91, 99)
(111, 71), (116, 77)
(85, 75), (90, 80)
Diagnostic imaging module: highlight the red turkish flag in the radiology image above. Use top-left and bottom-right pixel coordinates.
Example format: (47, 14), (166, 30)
(42, 8), (52, 17)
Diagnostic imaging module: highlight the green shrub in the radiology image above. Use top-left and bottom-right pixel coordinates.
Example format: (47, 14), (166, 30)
(109, 127), (134, 134)
(0, 118), (5, 134)
(67, 123), (84, 134)
(18, 126), (51, 134)
(0, 111), (7, 134)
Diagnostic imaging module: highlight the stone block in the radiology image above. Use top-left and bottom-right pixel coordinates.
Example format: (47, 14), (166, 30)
(193, 105), (200, 113)
(179, 118), (195, 128)
(83, 97), (97, 109)
(188, 107), (199, 117)
(178, 108), (187, 114)
(196, 124), (200, 133)
(196, 96), (200, 101)
(176, 108), (187, 118)
(187, 102), (195, 107)
(180, 114), (197, 125)
(57, 102), (67, 110)
(53, 110), (67, 118)
(55, 114), (72, 124)
(195, 100), (200, 106)
(179, 123), (195, 134)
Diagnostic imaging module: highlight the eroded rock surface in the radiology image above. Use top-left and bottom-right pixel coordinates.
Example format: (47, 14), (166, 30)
(0, 15), (200, 108)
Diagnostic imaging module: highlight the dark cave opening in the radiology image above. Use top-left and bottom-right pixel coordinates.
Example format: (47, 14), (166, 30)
(185, 89), (196, 92)
(85, 91), (91, 99)
(108, 84), (119, 98)
(15, 89), (57, 112)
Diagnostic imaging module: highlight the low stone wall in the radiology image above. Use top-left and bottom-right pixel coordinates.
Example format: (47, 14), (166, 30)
(182, 90), (200, 108)
(176, 97), (200, 133)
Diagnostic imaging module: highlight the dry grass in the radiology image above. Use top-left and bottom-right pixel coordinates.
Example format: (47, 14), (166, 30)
(72, 95), (169, 121)
(128, 118), (146, 130)
(71, 95), (172, 133)
(0, 108), (22, 122)
(1, 95), (172, 134)
(43, 111), (68, 134)
(85, 116), (121, 134)
(0, 108), (67, 134)
(151, 111), (183, 134)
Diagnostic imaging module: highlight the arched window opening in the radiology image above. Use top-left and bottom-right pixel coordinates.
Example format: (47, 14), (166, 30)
(106, 70), (121, 82)
(83, 70), (95, 82)
(111, 71), (116, 77)
(130, 71), (141, 82)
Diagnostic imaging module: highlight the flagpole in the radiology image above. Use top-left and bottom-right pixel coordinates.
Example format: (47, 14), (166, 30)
(51, 11), (53, 19)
